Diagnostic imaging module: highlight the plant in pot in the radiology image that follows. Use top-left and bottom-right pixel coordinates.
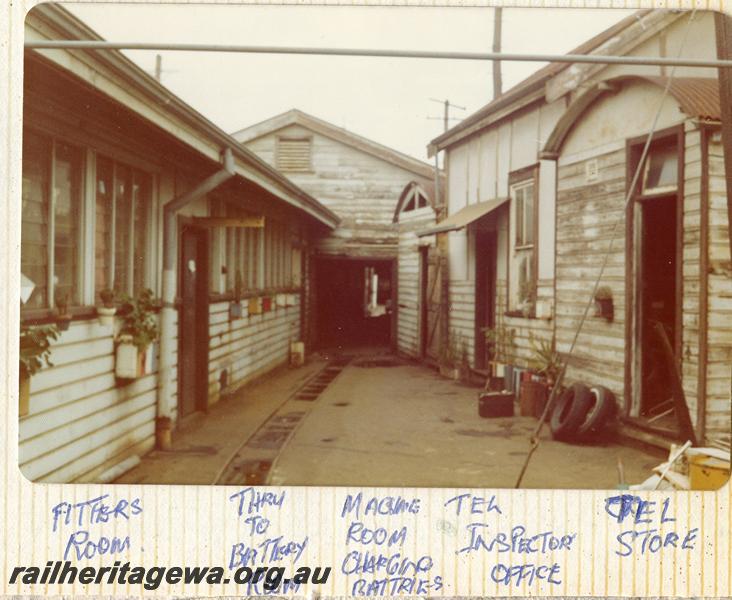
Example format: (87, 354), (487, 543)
(97, 288), (117, 326)
(230, 270), (244, 320)
(19, 323), (58, 417)
(55, 293), (72, 331)
(523, 333), (564, 419)
(594, 285), (614, 322)
(115, 288), (159, 380)
(483, 323), (516, 381)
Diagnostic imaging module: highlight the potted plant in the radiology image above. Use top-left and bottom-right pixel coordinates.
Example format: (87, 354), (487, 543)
(594, 286), (614, 321)
(439, 331), (464, 380)
(523, 333), (563, 418)
(97, 288), (117, 326)
(115, 288), (159, 380)
(230, 270), (244, 320)
(483, 323), (516, 385)
(19, 323), (58, 417)
(55, 293), (72, 331)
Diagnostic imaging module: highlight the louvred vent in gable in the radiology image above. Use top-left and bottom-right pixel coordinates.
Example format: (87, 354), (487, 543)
(276, 137), (312, 171)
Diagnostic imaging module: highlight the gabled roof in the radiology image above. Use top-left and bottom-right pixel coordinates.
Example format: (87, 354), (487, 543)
(232, 109), (436, 180)
(428, 9), (672, 155)
(28, 4), (339, 229)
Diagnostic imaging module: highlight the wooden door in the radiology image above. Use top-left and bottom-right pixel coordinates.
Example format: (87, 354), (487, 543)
(420, 246), (443, 363)
(178, 226), (209, 418)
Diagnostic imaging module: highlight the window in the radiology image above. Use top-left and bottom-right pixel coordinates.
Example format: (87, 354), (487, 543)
(509, 176), (537, 314)
(276, 137), (312, 172)
(641, 144), (678, 195)
(21, 131), (83, 309)
(400, 185), (430, 215)
(95, 156), (151, 299)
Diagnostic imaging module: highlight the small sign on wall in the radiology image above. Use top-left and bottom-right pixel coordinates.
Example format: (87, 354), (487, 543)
(585, 158), (599, 183)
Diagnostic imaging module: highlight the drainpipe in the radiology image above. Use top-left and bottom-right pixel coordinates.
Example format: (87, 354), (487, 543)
(157, 148), (236, 437)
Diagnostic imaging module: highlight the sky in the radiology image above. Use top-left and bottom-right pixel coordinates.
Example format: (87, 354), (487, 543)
(64, 3), (636, 163)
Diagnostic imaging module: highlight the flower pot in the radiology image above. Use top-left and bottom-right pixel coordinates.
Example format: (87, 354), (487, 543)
(229, 301), (243, 319)
(491, 361), (506, 378)
(290, 341), (305, 367)
(595, 297), (614, 322)
(116, 336), (147, 380)
(19, 372), (30, 417)
(262, 296), (273, 312)
(248, 297), (262, 315)
(57, 315), (72, 331)
(155, 416), (173, 451)
(519, 380), (548, 418)
(97, 306), (116, 327)
(276, 293), (287, 308)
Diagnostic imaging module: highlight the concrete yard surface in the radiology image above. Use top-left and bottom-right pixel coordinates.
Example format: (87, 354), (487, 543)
(268, 355), (659, 489)
(117, 352), (659, 489)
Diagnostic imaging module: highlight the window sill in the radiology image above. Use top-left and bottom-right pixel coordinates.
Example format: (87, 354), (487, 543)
(21, 306), (98, 326)
(210, 287), (302, 303)
(503, 310), (538, 320)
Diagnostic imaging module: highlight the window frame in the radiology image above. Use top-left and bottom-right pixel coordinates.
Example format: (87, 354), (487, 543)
(506, 164), (540, 317)
(21, 127), (155, 320)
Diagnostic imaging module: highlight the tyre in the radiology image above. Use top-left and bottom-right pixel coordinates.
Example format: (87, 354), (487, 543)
(576, 385), (617, 441)
(550, 383), (593, 441)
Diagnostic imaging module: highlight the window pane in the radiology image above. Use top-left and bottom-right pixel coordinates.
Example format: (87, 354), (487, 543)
(132, 171), (150, 295)
(53, 142), (83, 306)
(524, 185), (535, 245)
(95, 156), (114, 302)
(114, 166), (132, 295)
(515, 188), (524, 246)
(643, 145), (677, 193)
(22, 130), (51, 309)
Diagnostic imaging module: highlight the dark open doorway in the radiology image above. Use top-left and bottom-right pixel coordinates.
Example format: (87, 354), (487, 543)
(474, 230), (497, 371)
(313, 256), (395, 351)
(178, 225), (209, 419)
(637, 195), (679, 417)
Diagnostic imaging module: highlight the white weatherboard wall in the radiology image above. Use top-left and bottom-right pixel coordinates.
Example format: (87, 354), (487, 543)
(19, 314), (176, 483)
(705, 132), (732, 442)
(443, 100), (562, 369)
(396, 207), (436, 358)
(245, 124), (433, 259)
(207, 299), (301, 403)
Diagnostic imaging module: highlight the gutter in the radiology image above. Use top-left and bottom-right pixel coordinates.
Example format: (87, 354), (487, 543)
(29, 4), (339, 230)
(157, 148), (236, 440)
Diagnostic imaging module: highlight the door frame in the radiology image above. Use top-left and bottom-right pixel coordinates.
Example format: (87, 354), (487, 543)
(474, 229), (497, 371)
(177, 220), (210, 418)
(624, 124), (685, 417)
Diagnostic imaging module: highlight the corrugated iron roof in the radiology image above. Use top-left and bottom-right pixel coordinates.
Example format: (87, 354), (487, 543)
(416, 197), (508, 236)
(644, 76), (721, 121)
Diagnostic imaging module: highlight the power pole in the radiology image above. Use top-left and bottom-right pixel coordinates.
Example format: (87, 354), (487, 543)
(492, 7), (503, 99)
(429, 98), (466, 132)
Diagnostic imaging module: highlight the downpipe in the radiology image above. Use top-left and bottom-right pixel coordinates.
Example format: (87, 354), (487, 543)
(156, 148), (236, 447)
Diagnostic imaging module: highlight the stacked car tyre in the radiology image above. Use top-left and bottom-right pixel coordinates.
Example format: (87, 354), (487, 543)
(550, 383), (616, 442)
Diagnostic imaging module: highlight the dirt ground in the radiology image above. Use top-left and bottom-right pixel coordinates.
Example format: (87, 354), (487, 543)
(116, 352), (660, 489)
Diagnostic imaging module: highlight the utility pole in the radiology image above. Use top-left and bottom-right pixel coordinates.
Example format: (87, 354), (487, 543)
(428, 98), (466, 132)
(492, 7), (503, 99)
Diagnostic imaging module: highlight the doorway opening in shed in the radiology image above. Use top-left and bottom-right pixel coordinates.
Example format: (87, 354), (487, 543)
(474, 230), (497, 371)
(630, 129), (682, 427)
(313, 256), (395, 351)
